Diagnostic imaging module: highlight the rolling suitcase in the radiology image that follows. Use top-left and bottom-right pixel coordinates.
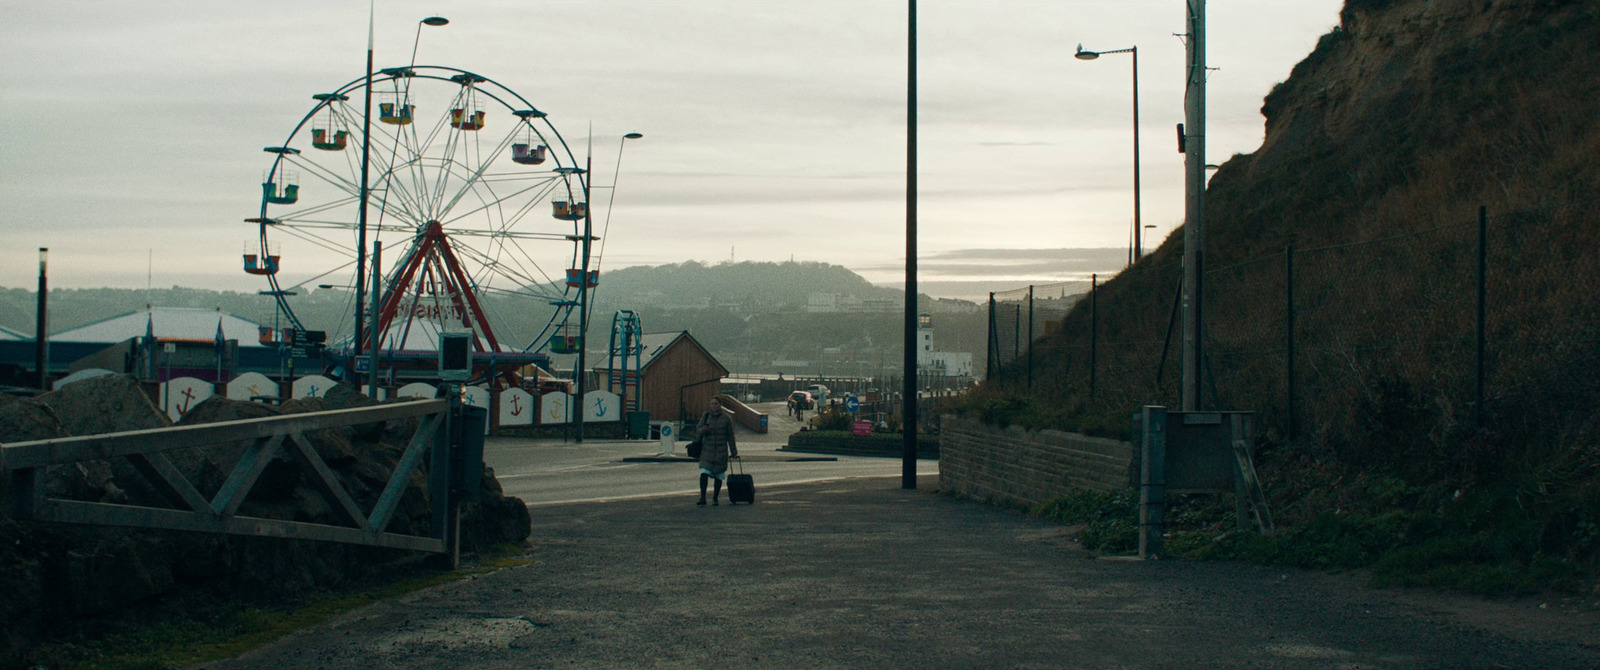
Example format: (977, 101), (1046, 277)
(727, 458), (754, 504)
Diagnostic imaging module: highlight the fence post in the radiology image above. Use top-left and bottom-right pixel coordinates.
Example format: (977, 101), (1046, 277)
(986, 292), (996, 381)
(1139, 405), (1167, 559)
(1013, 302), (1021, 383)
(1090, 274), (1098, 399)
(1476, 205), (1487, 430)
(1026, 285), (1035, 389)
(1285, 244), (1295, 444)
(429, 386), (462, 569)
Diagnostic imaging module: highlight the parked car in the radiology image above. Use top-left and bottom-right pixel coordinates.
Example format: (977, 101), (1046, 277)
(805, 384), (829, 402)
(788, 390), (815, 411)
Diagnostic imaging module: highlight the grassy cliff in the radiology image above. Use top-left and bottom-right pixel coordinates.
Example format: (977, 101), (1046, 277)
(971, 0), (1600, 592)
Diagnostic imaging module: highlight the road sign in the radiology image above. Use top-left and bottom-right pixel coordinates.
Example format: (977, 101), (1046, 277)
(845, 395), (860, 413)
(852, 420), (872, 436)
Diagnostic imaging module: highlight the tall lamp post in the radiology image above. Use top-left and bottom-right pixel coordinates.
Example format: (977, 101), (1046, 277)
(580, 132), (644, 419)
(902, 0), (919, 490)
(356, 12), (448, 391)
(1074, 44), (1141, 264)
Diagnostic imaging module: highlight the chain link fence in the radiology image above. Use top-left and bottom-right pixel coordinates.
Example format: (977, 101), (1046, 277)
(986, 197), (1600, 453)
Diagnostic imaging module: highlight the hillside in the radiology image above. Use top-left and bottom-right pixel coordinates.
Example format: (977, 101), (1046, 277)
(975, 0), (1600, 590)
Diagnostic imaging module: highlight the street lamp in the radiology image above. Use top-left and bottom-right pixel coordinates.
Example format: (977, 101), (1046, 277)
(411, 16), (449, 67)
(1075, 44), (1142, 264)
(356, 13), (447, 391)
(576, 131), (644, 442)
(592, 132), (644, 272)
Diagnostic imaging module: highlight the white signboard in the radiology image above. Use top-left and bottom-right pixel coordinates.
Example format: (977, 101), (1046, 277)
(540, 391), (571, 425)
(462, 385), (490, 410)
(292, 375), (337, 399)
(227, 372), (276, 401)
(161, 376), (214, 422)
(583, 390), (622, 423)
(499, 388), (535, 427)
(396, 382), (437, 400)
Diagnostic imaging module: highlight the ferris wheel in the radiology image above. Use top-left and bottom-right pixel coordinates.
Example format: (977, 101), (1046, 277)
(245, 65), (595, 382)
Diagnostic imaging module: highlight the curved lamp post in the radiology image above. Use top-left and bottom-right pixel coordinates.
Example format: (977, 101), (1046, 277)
(1075, 44), (1142, 264)
(576, 132), (643, 442)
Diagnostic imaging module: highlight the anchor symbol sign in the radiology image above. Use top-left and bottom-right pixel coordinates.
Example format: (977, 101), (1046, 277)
(510, 395), (524, 416)
(593, 397), (608, 418)
(177, 387), (198, 415)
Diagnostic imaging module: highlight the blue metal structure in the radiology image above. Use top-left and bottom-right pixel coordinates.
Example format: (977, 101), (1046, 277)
(608, 310), (643, 412)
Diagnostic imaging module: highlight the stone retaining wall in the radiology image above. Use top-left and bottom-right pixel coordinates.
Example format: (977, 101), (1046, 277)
(939, 414), (1136, 508)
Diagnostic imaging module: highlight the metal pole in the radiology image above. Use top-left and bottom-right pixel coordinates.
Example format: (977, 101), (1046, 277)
(1026, 285), (1034, 389)
(577, 153), (593, 443)
(35, 248), (48, 390)
(902, 0), (919, 490)
(1181, 0), (1207, 412)
(1131, 46), (1142, 261)
(1476, 205), (1487, 430)
(1090, 274), (1098, 398)
(1285, 244), (1295, 443)
(353, 1), (375, 390)
(369, 241), (383, 398)
(986, 292), (996, 380)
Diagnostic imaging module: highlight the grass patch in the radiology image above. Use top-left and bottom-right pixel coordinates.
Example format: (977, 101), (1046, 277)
(1030, 485), (1590, 596)
(1033, 489), (1140, 554)
(49, 546), (533, 670)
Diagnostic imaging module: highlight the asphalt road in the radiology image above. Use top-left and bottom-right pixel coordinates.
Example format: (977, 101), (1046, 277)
(200, 403), (1600, 668)
(205, 475), (1600, 669)
(485, 401), (936, 506)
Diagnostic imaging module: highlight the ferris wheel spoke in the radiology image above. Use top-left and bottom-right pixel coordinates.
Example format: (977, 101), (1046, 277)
(437, 127), (519, 218)
(271, 193), (363, 225)
(454, 244), (541, 292)
(275, 224), (360, 258)
(439, 176), (560, 232)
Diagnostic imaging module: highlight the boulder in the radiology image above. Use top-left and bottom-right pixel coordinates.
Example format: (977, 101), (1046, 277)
(35, 373), (169, 436)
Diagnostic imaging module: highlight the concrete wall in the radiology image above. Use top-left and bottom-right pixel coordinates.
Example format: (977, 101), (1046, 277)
(939, 414), (1136, 508)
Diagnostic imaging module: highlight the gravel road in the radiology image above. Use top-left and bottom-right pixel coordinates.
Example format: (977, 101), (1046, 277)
(202, 475), (1600, 669)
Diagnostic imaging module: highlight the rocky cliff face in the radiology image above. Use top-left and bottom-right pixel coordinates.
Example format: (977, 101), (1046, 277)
(1206, 0), (1600, 258)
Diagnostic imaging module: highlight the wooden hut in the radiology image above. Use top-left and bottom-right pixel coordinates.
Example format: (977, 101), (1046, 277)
(595, 331), (727, 423)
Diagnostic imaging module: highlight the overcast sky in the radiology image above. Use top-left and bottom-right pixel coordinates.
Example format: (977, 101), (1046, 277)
(0, 0), (1343, 302)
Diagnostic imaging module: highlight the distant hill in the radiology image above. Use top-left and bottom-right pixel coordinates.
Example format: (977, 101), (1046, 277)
(1, 260), (986, 377)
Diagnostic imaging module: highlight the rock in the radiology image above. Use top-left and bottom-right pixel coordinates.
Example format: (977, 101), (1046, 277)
(460, 466), (531, 552)
(35, 373), (169, 436)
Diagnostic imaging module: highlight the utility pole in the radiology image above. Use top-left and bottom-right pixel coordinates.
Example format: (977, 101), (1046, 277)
(354, 0), (375, 391)
(35, 248), (48, 390)
(901, 0), (919, 490)
(576, 152), (593, 443)
(1181, 0), (1207, 412)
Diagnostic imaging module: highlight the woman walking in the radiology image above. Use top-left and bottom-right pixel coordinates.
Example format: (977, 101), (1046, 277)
(696, 396), (739, 506)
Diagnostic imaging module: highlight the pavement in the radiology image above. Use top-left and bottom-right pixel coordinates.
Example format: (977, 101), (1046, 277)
(206, 473), (1600, 669)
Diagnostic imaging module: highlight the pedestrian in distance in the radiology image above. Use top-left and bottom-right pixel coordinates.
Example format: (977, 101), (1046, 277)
(696, 396), (739, 506)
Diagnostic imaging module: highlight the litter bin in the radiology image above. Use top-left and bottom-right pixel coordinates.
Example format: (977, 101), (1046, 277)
(627, 410), (651, 440)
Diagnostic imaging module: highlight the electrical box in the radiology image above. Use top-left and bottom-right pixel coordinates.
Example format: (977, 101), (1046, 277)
(439, 332), (472, 381)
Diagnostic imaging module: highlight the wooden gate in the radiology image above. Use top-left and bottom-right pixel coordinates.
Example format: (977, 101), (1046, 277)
(2, 398), (481, 567)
